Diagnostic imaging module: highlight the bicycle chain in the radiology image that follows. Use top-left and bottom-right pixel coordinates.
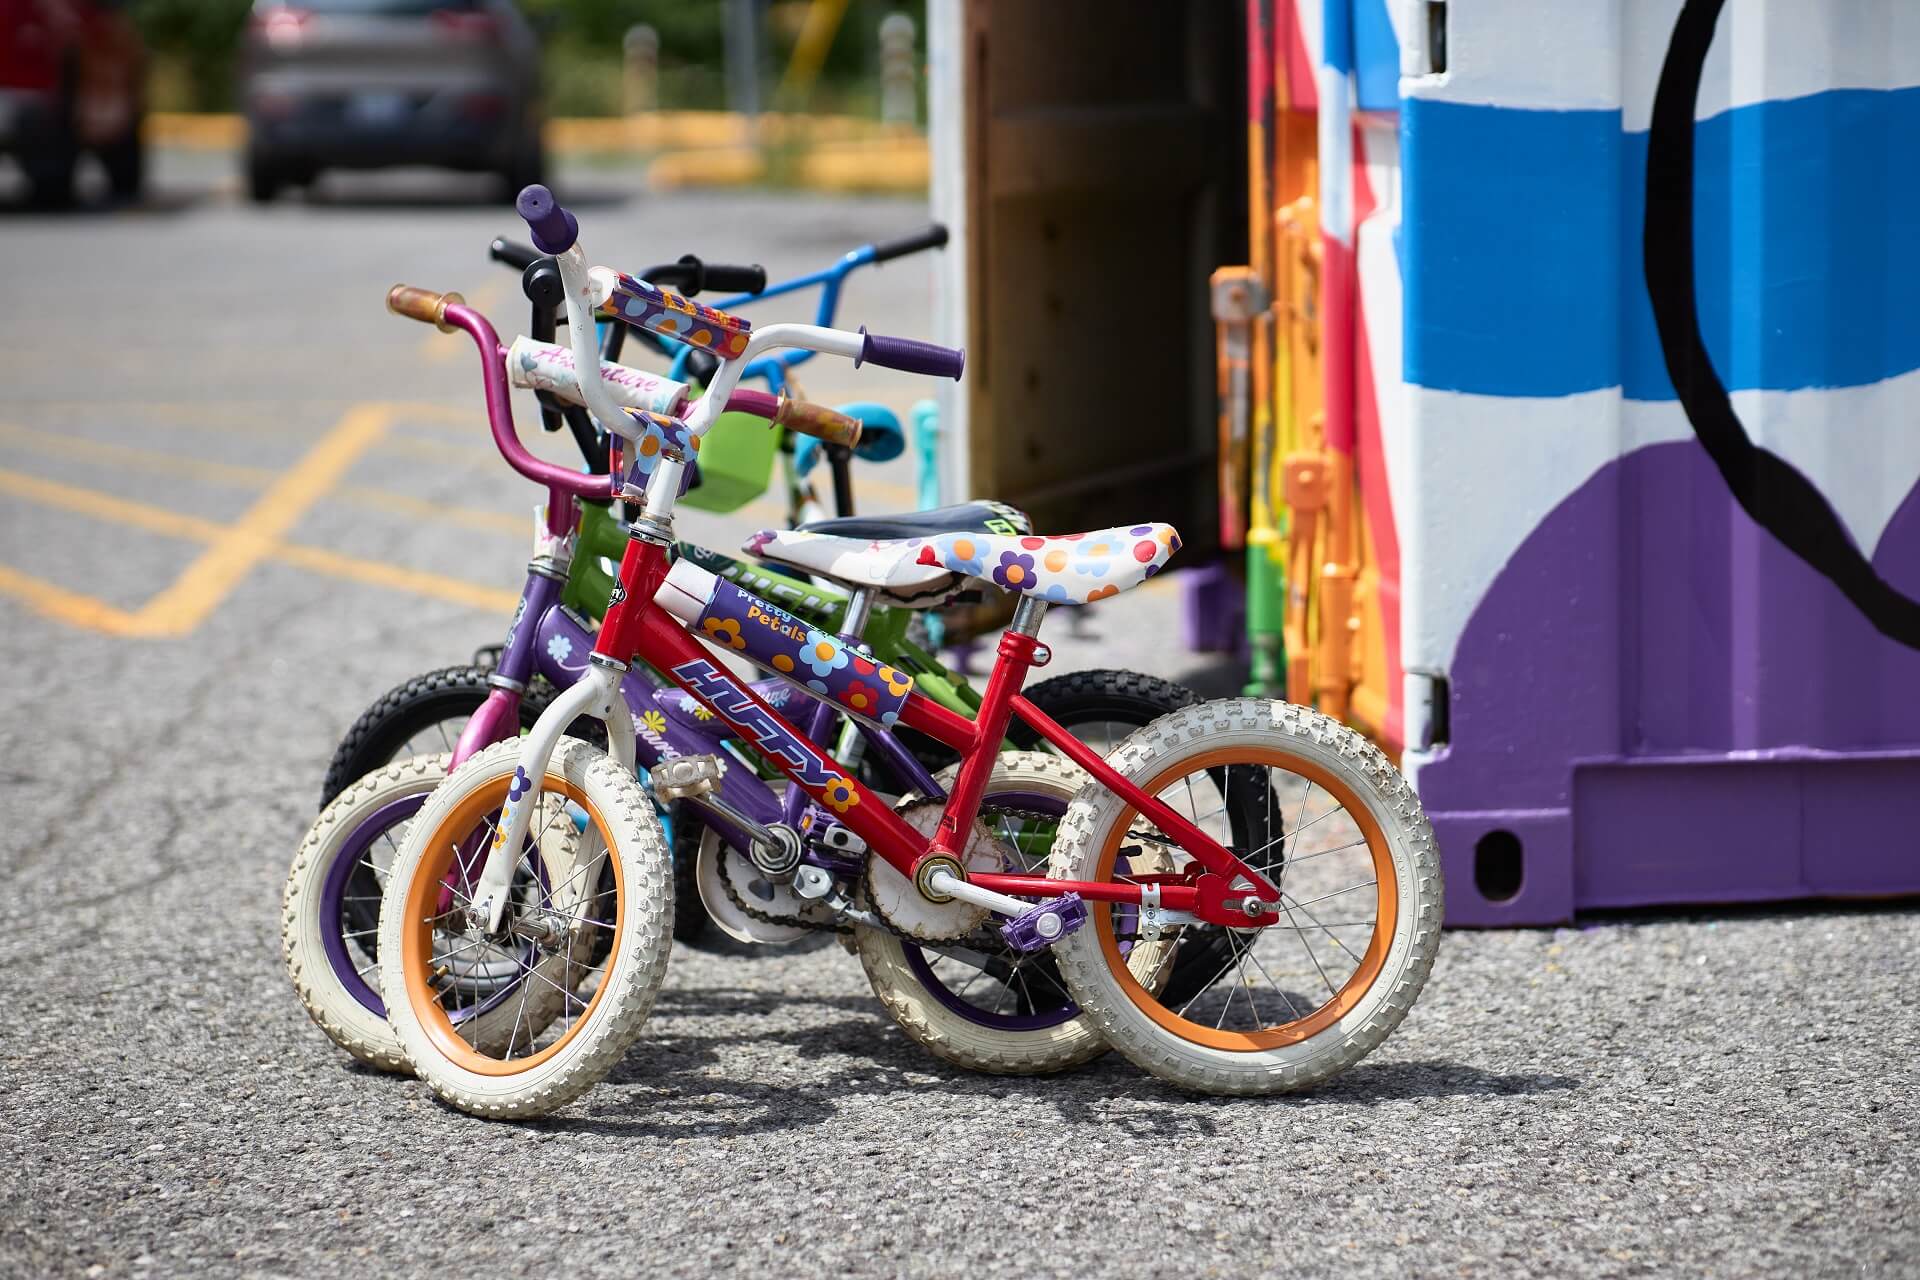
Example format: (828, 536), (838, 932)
(711, 799), (1068, 944)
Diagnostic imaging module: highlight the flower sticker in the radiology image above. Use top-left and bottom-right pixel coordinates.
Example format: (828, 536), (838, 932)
(704, 616), (747, 650)
(823, 776), (859, 813)
(546, 633), (573, 663)
(992, 550), (1036, 591)
(744, 529), (777, 558)
(799, 629), (849, 679)
(878, 666), (912, 698)
(690, 703), (714, 721)
(944, 536), (984, 575)
(640, 710), (668, 736)
(843, 680), (877, 714)
(507, 767), (529, 802)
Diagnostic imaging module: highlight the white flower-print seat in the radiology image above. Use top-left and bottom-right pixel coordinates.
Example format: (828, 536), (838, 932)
(745, 518), (1182, 608)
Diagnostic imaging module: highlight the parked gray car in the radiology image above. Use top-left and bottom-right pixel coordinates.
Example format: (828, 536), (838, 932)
(238, 0), (544, 202)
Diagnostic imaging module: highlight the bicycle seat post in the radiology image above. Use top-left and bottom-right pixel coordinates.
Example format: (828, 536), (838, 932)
(839, 586), (876, 640)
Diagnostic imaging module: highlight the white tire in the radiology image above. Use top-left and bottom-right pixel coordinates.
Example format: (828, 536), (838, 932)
(283, 753), (587, 1073)
(378, 737), (673, 1119)
(855, 751), (1109, 1075)
(283, 754), (447, 1072)
(1048, 700), (1443, 1095)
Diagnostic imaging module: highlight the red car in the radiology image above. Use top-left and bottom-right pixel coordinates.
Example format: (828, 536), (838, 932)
(0, 0), (146, 206)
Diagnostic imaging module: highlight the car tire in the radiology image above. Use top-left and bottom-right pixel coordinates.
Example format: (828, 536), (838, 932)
(23, 102), (78, 209)
(102, 122), (145, 201)
(246, 152), (283, 204)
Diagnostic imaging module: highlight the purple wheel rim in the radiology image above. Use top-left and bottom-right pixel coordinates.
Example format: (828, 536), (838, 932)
(319, 792), (552, 1022)
(319, 794), (424, 1018)
(900, 790), (1078, 1032)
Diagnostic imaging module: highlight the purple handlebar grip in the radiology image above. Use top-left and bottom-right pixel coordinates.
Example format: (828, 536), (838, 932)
(516, 184), (577, 256)
(854, 326), (966, 381)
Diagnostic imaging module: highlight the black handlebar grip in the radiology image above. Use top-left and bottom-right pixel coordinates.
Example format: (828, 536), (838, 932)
(854, 327), (965, 381)
(489, 236), (542, 270)
(871, 224), (949, 264)
(516, 184), (577, 256)
(702, 261), (768, 295)
(520, 258), (566, 311)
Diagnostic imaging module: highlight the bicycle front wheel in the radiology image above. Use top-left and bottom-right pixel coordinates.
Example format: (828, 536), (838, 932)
(377, 737), (673, 1119)
(1048, 700), (1442, 1095)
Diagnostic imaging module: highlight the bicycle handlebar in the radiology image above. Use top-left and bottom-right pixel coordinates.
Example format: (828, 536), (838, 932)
(516, 185), (577, 256)
(854, 326), (966, 380)
(387, 285), (794, 504)
(387, 284), (465, 332)
(870, 223), (949, 264)
(491, 237), (767, 299)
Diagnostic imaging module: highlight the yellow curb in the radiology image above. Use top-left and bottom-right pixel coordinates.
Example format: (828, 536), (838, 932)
(647, 147), (768, 189)
(152, 110), (920, 155)
(795, 139), (929, 192)
(650, 137), (926, 192)
(147, 112), (247, 149)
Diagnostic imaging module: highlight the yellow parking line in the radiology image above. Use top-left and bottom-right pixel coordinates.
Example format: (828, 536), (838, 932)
(0, 467), (226, 541)
(0, 422), (279, 487)
(0, 465), (521, 625)
(340, 485), (528, 536)
(0, 420), (526, 535)
(273, 544), (519, 613)
(0, 563), (143, 636)
(127, 403), (394, 635)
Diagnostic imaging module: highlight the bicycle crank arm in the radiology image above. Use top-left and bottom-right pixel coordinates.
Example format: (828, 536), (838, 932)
(922, 869), (1089, 951)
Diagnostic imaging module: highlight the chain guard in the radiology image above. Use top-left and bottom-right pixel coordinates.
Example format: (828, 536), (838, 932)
(694, 827), (836, 945)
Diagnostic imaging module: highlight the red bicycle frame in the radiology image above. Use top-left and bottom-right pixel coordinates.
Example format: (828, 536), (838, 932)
(593, 534), (1280, 928)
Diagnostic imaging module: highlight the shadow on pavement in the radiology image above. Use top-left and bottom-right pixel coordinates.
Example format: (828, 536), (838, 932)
(544, 987), (1577, 1141)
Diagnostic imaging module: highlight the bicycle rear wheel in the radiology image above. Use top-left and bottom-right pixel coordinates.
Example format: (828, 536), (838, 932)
(1048, 700), (1442, 1095)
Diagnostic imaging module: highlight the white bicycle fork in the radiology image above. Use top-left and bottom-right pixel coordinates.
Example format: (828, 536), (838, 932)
(471, 660), (637, 933)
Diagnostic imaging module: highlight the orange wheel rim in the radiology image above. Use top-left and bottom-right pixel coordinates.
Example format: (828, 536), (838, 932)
(1094, 748), (1396, 1052)
(398, 774), (624, 1076)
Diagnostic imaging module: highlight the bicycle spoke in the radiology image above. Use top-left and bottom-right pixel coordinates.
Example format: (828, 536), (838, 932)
(1279, 898), (1340, 999)
(1280, 893), (1370, 966)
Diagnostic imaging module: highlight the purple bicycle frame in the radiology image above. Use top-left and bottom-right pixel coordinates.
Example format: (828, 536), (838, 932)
(450, 548), (947, 857)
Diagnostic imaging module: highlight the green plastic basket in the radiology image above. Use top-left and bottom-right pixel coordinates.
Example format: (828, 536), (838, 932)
(681, 409), (779, 513)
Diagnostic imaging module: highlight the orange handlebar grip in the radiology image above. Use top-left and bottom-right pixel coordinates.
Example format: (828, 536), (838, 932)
(386, 284), (465, 332)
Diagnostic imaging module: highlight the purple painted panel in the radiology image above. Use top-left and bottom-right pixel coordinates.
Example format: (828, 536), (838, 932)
(1421, 441), (1920, 924)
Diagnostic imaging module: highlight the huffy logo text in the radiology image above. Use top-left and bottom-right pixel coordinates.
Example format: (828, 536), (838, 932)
(671, 658), (840, 787)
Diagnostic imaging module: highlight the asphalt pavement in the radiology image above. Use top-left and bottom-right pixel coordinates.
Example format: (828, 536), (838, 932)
(0, 150), (1914, 1279)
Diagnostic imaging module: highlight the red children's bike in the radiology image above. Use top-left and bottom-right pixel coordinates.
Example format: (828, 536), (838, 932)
(375, 187), (1443, 1118)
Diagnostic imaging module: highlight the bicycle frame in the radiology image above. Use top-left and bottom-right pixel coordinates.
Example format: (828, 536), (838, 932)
(538, 533), (1280, 929)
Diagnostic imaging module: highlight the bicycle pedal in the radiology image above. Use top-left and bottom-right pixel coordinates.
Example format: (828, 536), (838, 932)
(998, 893), (1088, 953)
(651, 754), (725, 801)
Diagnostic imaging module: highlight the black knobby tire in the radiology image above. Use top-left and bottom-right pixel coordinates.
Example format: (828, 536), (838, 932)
(1008, 668), (1199, 754)
(319, 665), (555, 809)
(668, 801), (710, 946)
